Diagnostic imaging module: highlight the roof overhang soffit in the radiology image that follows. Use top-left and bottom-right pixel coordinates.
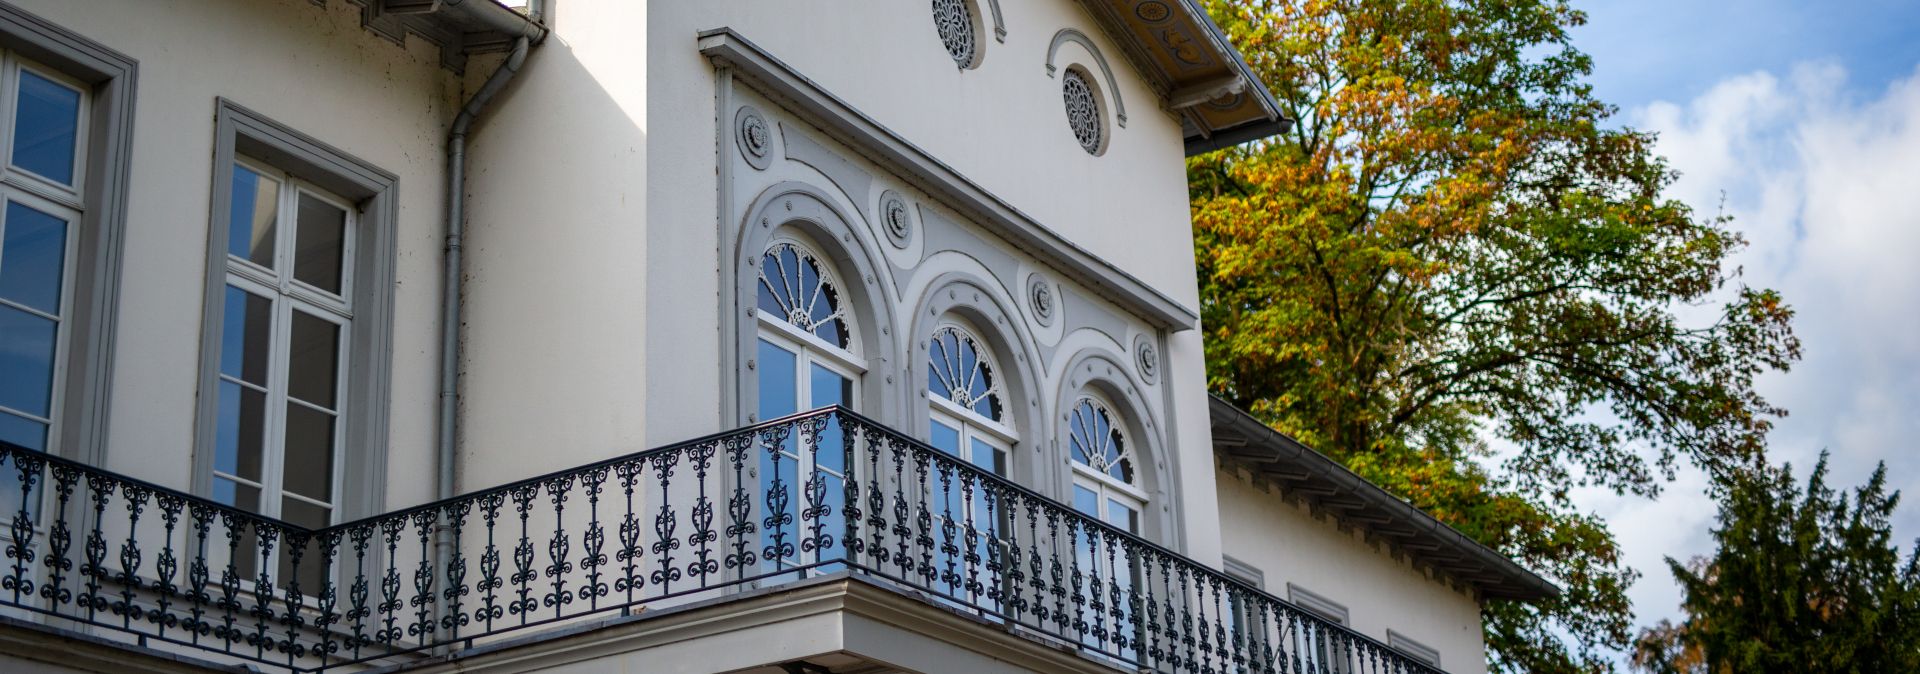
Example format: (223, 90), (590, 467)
(1207, 397), (1562, 602)
(346, 0), (547, 72)
(1071, 0), (1292, 155)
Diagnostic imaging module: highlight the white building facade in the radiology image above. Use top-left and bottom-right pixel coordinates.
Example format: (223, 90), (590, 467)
(0, 1), (1553, 673)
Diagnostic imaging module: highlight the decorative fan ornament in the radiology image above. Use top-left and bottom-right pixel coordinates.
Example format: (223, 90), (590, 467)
(1062, 68), (1102, 154)
(932, 0), (977, 68)
(758, 242), (850, 349)
(929, 326), (1002, 421)
(1068, 397), (1132, 483)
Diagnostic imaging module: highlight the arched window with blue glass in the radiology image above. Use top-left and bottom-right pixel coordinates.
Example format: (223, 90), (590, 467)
(1068, 392), (1147, 658)
(926, 321), (1012, 477)
(923, 320), (1016, 607)
(754, 235), (858, 574)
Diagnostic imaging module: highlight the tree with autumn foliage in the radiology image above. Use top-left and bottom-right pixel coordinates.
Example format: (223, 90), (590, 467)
(1631, 454), (1920, 673)
(1191, 0), (1799, 671)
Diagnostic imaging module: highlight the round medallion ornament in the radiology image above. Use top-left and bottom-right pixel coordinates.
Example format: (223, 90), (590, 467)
(734, 106), (773, 170)
(1027, 275), (1056, 326)
(1062, 68), (1103, 155)
(1133, 334), (1159, 383)
(932, 0), (979, 69)
(1134, 1), (1172, 22)
(880, 190), (913, 248)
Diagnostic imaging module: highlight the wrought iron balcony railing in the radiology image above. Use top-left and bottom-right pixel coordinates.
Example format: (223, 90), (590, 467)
(0, 407), (1445, 673)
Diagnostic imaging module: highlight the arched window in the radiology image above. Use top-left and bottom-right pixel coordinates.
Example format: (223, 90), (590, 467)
(755, 236), (859, 572)
(1067, 394), (1142, 534)
(925, 321), (1014, 617)
(926, 323), (1011, 473)
(757, 240), (850, 350)
(1067, 392), (1146, 657)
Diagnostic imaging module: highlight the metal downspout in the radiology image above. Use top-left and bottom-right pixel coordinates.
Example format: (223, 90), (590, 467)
(436, 35), (531, 577)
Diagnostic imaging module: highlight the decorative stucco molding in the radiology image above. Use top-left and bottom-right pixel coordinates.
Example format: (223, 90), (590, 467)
(1045, 28), (1127, 128)
(700, 28), (1199, 332)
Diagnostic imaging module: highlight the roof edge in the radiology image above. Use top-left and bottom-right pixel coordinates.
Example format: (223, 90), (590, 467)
(1208, 396), (1561, 602)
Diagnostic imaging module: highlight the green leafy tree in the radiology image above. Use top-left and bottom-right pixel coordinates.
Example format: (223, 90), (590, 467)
(1191, 0), (1800, 670)
(1633, 455), (1920, 673)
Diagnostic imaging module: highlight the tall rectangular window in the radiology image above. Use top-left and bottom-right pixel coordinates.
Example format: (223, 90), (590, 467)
(0, 55), (87, 456)
(209, 157), (354, 531)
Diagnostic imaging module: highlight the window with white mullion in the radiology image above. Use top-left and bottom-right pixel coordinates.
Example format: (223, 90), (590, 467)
(0, 185), (80, 455)
(754, 236), (860, 576)
(210, 157), (353, 536)
(0, 48), (89, 456)
(0, 55), (89, 203)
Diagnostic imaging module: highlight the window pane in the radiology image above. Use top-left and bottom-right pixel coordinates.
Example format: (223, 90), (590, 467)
(280, 495), (331, 530)
(211, 476), (260, 511)
(219, 286), (272, 386)
(278, 497), (331, 592)
(12, 70), (80, 185)
(809, 363), (850, 408)
(214, 381), (266, 483)
(293, 193), (346, 294)
(287, 311), (340, 408)
(808, 363), (849, 473)
(0, 201), (68, 314)
(0, 410), (45, 451)
(756, 339), (797, 420)
(0, 305), (56, 418)
(930, 419), (960, 456)
(1107, 498), (1140, 534)
(282, 402), (335, 502)
(1073, 484), (1099, 519)
(969, 437), (1004, 475)
(227, 164), (279, 267)
(0, 411), (44, 519)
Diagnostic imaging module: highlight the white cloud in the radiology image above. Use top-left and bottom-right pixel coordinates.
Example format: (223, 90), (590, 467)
(1587, 61), (1920, 638)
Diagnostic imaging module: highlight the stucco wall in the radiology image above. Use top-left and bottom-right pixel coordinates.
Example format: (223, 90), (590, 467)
(1216, 465), (1490, 674)
(639, 0), (1224, 561)
(456, 1), (652, 492)
(9, 0), (461, 512)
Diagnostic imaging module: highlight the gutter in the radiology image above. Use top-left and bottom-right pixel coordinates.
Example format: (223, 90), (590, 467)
(438, 0), (547, 41)
(434, 9), (542, 588)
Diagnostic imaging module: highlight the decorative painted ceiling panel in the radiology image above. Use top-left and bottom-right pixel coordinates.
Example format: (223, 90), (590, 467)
(1073, 0), (1287, 149)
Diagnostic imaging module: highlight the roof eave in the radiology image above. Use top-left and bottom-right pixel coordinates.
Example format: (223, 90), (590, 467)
(344, 0), (548, 72)
(1208, 397), (1562, 603)
(1074, 0), (1292, 152)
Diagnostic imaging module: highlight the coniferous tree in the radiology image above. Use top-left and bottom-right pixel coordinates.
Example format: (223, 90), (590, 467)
(1634, 453), (1920, 672)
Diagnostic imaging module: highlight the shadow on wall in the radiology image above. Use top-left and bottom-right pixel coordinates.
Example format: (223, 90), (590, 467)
(449, 33), (654, 501)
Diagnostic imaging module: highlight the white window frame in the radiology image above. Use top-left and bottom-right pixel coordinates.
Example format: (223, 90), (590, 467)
(193, 99), (400, 533)
(0, 188), (79, 451)
(1387, 630), (1441, 667)
(210, 156), (356, 528)
(0, 52), (89, 457)
(753, 235), (863, 573)
(753, 235), (863, 384)
(1288, 583), (1355, 674)
(1067, 394), (1148, 529)
(927, 320), (1016, 461)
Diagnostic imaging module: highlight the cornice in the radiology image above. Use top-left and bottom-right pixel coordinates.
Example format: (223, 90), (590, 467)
(700, 27), (1202, 332)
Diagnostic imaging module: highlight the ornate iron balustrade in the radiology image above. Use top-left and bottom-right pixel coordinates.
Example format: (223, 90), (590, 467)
(0, 408), (1446, 673)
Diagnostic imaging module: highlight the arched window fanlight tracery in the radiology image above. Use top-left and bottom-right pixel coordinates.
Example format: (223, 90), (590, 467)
(1068, 395), (1133, 485)
(928, 325), (1003, 423)
(758, 240), (851, 350)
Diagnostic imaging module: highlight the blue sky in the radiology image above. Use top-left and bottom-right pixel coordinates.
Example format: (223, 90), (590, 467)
(1577, 0), (1920, 109)
(1559, 0), (1920, 656)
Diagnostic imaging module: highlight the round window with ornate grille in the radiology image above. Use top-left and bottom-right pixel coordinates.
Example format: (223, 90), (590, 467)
(931, 0), (978, 69)
(1062, 68), (1103, 155)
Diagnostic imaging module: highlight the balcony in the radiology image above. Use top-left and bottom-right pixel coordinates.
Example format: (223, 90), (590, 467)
(0, 408), (1445, 673)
